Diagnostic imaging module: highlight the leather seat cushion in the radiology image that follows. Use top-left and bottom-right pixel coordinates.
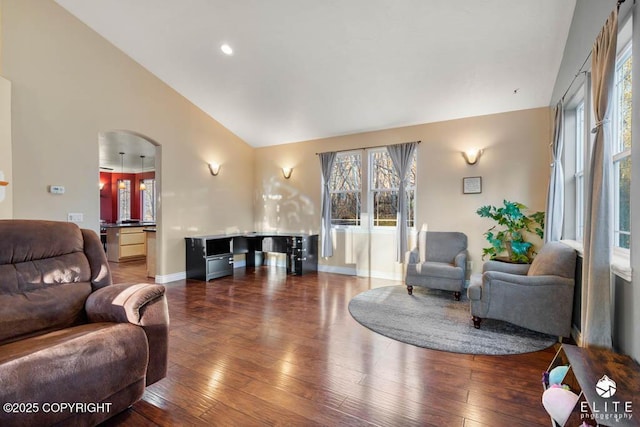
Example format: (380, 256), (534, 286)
(0, 322), (148, 426)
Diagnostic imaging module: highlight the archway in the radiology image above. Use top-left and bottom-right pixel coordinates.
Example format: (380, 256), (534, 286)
(99, 130), (161, 279)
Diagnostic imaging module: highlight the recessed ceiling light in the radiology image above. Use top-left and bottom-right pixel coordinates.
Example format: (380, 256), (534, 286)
(220, 44), (233, 55)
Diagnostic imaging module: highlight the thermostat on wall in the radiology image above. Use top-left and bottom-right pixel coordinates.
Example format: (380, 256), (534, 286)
(49, 185), (65, 194)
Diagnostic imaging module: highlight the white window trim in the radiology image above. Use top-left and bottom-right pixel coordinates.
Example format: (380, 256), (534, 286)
(141, 178), (156, 222)
(611, 41), (632, 252)
(369, 147), (389, 229)
(612, 249), (633, 281)
(117, 179), (131, 222)
(560, 240), (632, 282)
(574, 100), (586, 241)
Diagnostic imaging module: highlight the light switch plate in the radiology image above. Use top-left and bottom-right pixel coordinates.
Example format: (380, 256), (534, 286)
(67, 213), (83, 223)
(49, 185), (65, 194)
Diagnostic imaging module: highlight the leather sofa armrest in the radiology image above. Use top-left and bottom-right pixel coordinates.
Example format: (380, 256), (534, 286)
(86, 283), (166, 325)
(85, 283), (169, 385)
(81, 228), (112, 290)
(482, 260), (530, 275)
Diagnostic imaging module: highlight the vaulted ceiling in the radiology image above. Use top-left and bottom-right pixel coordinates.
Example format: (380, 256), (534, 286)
(56, 0), (576, 148)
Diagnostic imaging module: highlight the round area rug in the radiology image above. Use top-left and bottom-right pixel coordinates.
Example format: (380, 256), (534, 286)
(348, 285), (557, 355)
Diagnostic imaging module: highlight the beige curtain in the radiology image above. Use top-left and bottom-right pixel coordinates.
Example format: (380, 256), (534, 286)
(581, 8), (617, 349)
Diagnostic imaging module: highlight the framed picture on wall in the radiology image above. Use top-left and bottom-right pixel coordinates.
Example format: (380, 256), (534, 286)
(463, 176), (482, 194)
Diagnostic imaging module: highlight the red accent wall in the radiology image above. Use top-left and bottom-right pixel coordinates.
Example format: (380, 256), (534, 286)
(99, 171), (155, 223)
(99, 171), (112, 222)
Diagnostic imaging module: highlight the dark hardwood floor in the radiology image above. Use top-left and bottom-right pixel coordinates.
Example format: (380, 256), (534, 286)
(103, 260), (557, 426)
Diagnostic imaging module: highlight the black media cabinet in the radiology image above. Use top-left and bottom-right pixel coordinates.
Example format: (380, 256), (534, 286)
(185, 233), (318, 281)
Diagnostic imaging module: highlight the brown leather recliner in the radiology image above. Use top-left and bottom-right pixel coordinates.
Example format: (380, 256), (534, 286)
(0, 220), (169, 426)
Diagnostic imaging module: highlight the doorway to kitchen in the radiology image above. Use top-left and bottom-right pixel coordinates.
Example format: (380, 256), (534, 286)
(99, 130), (160, 280)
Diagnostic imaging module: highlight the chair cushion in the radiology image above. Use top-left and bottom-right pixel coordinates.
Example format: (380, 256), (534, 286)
(528, 242), (576, 278)
(0, 323), (147, 426)
(407, 261), (463, 280)
(424, 232), (467, 264)
(0, 220), (94, 343)
(0, 282), (92, 344)
(0, 220), (85, 265)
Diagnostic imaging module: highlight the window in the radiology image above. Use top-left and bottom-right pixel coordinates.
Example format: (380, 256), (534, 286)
(324, 146), (418, 230)
(141, 179), (156, 222)
(329, 152), (361, 226)
(575, 101), (585, 241)
(117, 179), (131, 221)
(369, 149), (416, 227)
(612, 43), (632, 250)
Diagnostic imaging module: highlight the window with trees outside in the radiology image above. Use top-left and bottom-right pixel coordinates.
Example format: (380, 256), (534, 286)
(575, 101), (585, 241)
(329, 152), (361, 226)
(369, 149), (416, 227)
(141, 179), (156, 222)
(118, 179), (131, 222)
(612, 43), (632, 250)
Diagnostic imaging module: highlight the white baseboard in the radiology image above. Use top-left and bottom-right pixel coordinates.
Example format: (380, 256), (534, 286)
(318, 264), (403, 281)
(155, 271), (186, 284)
(318, 264), (357, 276)
(365, 269), (403, 281)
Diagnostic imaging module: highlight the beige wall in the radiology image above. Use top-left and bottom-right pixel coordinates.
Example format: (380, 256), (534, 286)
(0, 76), (11, 218)
(255, 107), (551, 277)
(1, 0), (552, 280)
(1, 0), (255, 277)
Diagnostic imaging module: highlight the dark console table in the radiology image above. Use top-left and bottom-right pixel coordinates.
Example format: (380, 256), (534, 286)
(185, 233), (318, 281)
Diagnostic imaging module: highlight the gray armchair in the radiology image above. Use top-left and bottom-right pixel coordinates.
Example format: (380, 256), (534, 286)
(405, 231), (468, 300)
(467, 241), (577, 338)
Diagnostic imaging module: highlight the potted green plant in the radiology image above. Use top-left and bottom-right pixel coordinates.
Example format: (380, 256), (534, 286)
(476, 200), (545, 263)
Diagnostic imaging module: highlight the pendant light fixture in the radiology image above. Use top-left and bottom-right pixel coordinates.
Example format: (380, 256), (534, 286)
(139, 155), (147, 191)
(118, 152), (126, 190)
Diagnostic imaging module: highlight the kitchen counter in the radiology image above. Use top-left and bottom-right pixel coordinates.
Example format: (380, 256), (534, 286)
(105, 225), (149, 262)
(102, 222), (156, 229)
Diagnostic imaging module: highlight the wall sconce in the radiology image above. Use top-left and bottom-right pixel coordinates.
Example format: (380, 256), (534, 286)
(282, 167), (293, 179)
(208, 162), (220, 176)
(99, 182), (105, 190)
(462, 149), (483, 165)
